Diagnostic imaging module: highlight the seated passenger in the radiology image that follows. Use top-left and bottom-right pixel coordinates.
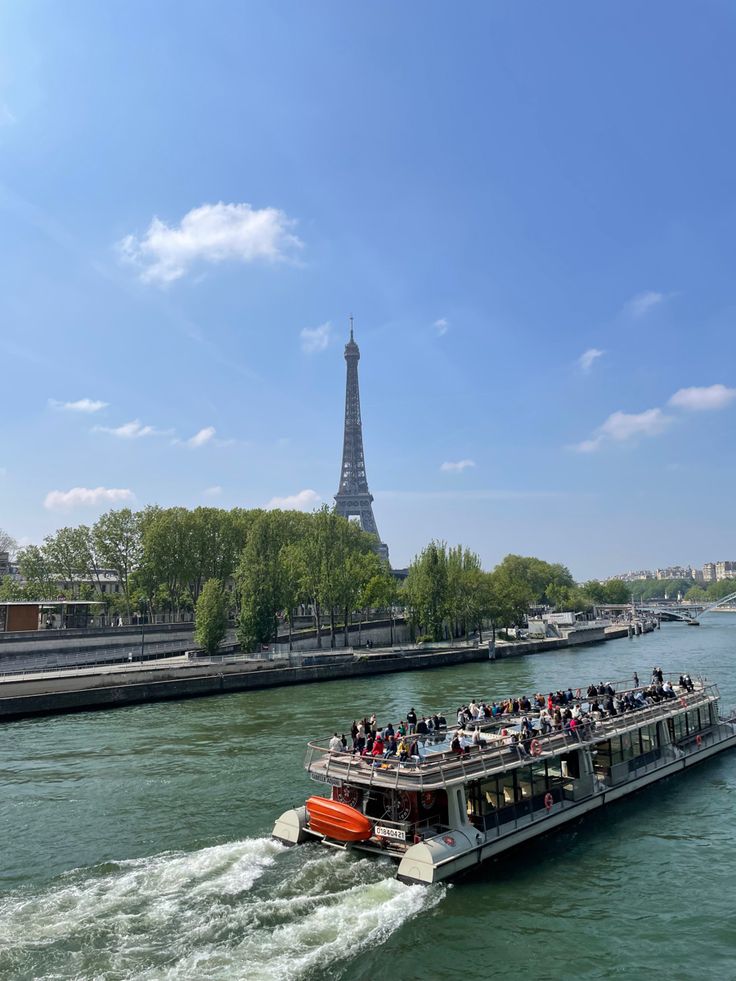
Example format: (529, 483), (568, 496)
(397, 737), (410, 761)
(371, 735), (384, 756)
(329, 732), (342, 752)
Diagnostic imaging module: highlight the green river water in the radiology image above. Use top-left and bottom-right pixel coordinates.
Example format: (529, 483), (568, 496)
(1, 620), (735, 981)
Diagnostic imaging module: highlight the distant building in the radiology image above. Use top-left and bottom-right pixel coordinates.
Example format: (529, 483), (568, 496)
(611, 570), (654, 582)
(702, 563), (717, 583)
(655, 565), (693, 581)
(0, 552), (20, 583)
(715, 561), (736, 581)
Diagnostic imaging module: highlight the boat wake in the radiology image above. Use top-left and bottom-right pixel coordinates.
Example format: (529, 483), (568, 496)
(0, 837), (443, 980)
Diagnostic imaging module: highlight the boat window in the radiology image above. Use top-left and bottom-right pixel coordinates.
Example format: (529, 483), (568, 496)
(593, 739), (612, 774)
(640, 723), (658, 754)
(686, 709), (702, 734)
(620, 733), (637, 761)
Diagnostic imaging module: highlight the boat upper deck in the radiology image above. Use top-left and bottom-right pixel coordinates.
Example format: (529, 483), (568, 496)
(305, 680), (718, 793)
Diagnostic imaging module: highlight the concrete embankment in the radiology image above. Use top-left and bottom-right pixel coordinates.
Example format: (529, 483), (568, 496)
(0, 648), (487, 721)
(0, 621), (652, 722)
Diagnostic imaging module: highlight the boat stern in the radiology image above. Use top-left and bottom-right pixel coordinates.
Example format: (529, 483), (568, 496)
(272, 805), (308, 845)
(397, 828), (477, 884)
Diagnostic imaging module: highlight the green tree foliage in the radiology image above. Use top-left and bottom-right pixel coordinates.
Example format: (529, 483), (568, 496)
(194, 578), (229, 656)
(16, 545), (53, 597)
(92, 509), (142, 613)
(404, 541), (450, 641)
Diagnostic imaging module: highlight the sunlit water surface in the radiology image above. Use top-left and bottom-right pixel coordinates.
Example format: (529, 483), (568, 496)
(1, 621), (735, 980)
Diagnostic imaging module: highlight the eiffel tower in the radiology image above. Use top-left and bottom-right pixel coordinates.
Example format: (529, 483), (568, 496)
(334, 319), (389, 563)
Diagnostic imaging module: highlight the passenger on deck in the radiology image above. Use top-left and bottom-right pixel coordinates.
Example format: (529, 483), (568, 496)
(397, 737), (410, 761)
(451, 733), (469, 757)
(407, 708), (417, 733)
(383, 735), (398, 758)
(329, 733), (342, 752)
(417, 717), (429, 735)
(371, 735), (384, 756)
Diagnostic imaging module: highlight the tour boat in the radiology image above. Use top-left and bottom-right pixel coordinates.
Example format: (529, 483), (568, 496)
(273, 674), (736, 883)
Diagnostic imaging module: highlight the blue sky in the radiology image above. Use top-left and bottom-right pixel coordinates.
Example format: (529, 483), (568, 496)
(1, 1), (735, 579)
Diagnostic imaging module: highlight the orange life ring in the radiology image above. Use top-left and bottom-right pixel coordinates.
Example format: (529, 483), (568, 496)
(544, 792), (554, 812)
(695, 734), (702, 746)
(530, 739), (542, 757)
(680, 697), (688, 708)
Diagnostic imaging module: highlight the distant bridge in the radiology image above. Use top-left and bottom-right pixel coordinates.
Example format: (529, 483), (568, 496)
(595, 591), (736, 624)
(637, 590), (736, 623)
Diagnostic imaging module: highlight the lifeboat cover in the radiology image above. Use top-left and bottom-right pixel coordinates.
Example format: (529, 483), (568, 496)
(306, 795), (373, 842)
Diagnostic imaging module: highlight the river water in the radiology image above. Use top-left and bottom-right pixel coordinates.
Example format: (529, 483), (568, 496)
(1, 620), (735, 980)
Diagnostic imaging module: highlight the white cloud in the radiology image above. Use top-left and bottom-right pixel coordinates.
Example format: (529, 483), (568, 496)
(119, 201), (302, 285)
(600, 408), (671, 441)
(440, 459), (476, 473)
(668, 384), (736, 412)
(434, 318), (449, 336)
(49, 397), (109, 413)
(203, 485), (223, 498)
(267, 489), (321, 511)
(44, 487), (134, 510)
(571, 438), (604, 453)
(187, 426), (216, 448)
(577, 348), (605, 373)
(623, 291), (666, 318)
(300, 322), (332, 353)
(572, 407), (672, 452)
(94, 419), (168, 439)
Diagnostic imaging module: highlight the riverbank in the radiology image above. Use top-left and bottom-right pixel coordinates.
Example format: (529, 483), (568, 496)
(0, 619), (654, 722)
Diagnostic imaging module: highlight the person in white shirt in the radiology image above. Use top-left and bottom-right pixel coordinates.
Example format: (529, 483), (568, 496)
(329, 733), (342, 752)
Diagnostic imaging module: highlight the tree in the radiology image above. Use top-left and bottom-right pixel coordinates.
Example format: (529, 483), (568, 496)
(487, 565), (534, 632)
(236, 511), (289, 651)
(0, 528), (17, 558)
(16, 545), (53, 598)
(604, 579), (630, 604)
(404, 541), (449, 641)
(194, 578), (229, 656)
(43, 526), (92, 597)
(93, 509), (142, 614)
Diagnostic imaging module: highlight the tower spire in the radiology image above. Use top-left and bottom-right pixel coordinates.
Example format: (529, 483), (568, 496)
(334, 319), (389, 563)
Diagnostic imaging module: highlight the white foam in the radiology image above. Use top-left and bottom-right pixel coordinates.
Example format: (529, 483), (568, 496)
(0, 839), (444, 980)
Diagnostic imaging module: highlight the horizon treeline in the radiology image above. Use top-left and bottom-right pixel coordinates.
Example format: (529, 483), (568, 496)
(3, 508), (718, 651)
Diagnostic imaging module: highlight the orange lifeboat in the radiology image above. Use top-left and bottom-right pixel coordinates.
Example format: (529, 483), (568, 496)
(306, 795), (373, 842)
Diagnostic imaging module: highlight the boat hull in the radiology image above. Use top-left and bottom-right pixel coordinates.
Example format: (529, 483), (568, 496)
(396, 727), (736, 883)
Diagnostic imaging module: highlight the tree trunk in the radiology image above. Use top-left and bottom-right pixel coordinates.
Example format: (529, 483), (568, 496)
(288, 611), (293, 652)
(344, 606), (349, 649)
(330, 607), (336, 649)
(478, 619), (484, 644)
(358, 610), (362, 648)
(314, 600), (322, 649)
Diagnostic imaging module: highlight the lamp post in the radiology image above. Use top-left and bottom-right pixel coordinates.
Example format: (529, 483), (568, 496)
(140, 600), (146, 660)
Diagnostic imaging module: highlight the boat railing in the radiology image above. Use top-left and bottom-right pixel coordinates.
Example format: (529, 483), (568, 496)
(306, 682), (719, 789)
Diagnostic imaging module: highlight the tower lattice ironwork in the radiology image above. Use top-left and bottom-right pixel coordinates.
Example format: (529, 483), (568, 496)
(334, 320), (389, 562)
